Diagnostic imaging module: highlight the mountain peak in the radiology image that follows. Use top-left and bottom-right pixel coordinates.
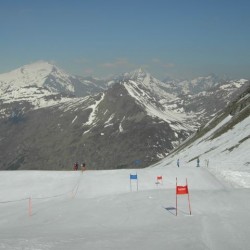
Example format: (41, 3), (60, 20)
(18, 61), (57, 73)
(0, 60), (75, 93)
(0, 61), (58, 84)
(125, 67), (148, 79)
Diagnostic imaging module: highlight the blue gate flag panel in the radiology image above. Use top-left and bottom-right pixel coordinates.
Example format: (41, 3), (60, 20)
(130, 174), (138, 180)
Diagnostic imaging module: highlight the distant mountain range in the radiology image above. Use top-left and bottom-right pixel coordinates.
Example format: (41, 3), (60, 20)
(0, 61), (249, 170)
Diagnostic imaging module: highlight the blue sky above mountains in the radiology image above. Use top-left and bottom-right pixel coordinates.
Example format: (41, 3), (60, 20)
(0, 0), (250, 80)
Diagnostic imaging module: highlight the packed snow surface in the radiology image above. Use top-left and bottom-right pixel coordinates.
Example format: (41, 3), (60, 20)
(0, 161), (250, 250)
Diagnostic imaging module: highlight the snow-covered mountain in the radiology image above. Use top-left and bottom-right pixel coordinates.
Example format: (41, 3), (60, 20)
(0, 61), (108, 118)
(110, 68), (176, 100)
(0, 61), (75, 93)
(116, 68), (195, 130)
(0, 62), (248, 122)
(169, 78), (249, 125)
(0, 62), (249, 170)
(0, 66), (196, 170)
(119, 69), (249, 125)
(0, 81), (196, 170)
(165, 84), (250, 186)
(163, 74), (230, 95)
(0, 61), (107, 107)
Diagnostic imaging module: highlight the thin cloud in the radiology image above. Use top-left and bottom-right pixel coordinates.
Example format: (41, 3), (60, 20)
(152, 58), (161, 63)
(101, 58), (131, 68)
(74, 58), (89, 64)
(151, 58), (175, 68)
(162, 63), (175, 68)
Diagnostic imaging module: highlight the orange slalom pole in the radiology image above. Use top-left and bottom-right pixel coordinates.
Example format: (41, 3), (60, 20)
(176, 177), (177, 216)
(186, 178), (192, 215)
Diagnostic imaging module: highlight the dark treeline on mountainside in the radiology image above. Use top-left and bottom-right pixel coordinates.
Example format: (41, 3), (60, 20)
(0, 62), (249, 170)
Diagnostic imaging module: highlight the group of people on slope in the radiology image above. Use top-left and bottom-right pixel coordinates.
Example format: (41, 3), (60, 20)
(73, 162), (87, 171)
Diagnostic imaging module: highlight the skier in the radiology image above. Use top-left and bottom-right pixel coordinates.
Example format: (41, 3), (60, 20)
(177, 159), (180, 167)
(197, 157), (200, 167)
(73, 162), (79, 171)
(81, 162), (86, 172)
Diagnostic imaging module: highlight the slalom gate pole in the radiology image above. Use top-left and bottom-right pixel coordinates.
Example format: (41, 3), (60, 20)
(176, 177), (177, 216)
(29, 197), (32, 217)
(130, 174), (138, 192)
(186, 178), (192, 215)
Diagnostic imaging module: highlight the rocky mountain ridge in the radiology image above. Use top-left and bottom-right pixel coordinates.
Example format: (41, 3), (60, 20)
(0, 62), (249, 170)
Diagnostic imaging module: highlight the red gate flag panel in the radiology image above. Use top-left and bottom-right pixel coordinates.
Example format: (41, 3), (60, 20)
(176, 185), (189, 195)
(157, 176), (162, 180)
(176, 177), (192, 216)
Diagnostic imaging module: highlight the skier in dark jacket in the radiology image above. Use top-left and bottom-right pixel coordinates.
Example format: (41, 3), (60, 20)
(197, 157), (200, 167)
(73, 162), (79, 171)
(81, 163), (86, 172)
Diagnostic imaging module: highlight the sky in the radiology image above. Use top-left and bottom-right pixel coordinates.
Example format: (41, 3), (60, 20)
(0, 0), (250, 80)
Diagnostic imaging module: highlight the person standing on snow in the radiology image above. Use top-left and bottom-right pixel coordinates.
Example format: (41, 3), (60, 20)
(177, 159), (180, 167)
(81, 163), (86, 172)
(197, 157), (200, 167)
(73, 162), (79, 171)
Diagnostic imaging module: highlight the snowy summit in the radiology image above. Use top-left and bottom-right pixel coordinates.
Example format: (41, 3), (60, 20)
(0, 61), (75, 93)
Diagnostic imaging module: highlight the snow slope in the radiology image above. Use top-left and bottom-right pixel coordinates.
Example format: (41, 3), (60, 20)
(164, 114), (250, 188)
(0, 162), (250, 250)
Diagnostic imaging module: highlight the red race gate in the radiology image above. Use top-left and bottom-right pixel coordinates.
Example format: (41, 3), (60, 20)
(176, 177), (192, 216)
